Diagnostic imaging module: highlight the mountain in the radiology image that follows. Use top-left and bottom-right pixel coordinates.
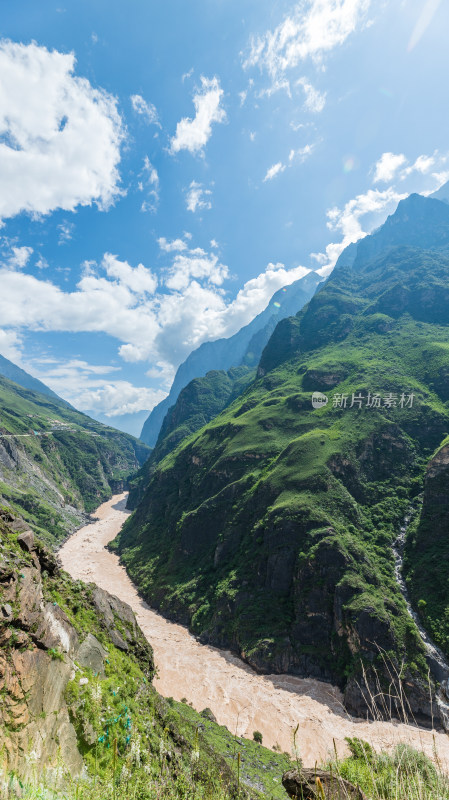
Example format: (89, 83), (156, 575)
(114, 193), (449, 727)
(0, 353), (65, 402)
(140, 270), (321, 446)
(128, 365), (255, 508)
(0, 374), (149, 545)
(0, 511), (292, 795)
(86, 407), (151, 438)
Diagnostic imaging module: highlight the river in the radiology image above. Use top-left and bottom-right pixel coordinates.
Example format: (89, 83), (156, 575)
(58, 493), (449, 769)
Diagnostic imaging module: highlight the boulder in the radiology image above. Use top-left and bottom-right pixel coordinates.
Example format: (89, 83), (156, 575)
(75, 633), (109, 677)
(282, 768), (367, 800)
(17, 530), (34, 552)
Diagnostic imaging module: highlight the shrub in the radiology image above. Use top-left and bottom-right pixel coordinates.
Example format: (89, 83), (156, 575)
(253, 730), (263, 744)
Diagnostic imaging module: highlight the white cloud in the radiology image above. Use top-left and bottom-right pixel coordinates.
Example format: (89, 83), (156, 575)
(7, 246), (34, 270)
(170, 76), (226, 155)
(296, 77), (326, 112)
(289, 143), (315, 162)
(57, 221), (75, 245)
(311, 149), (449, 273)
(182, 68), (193, 83)
(30, 358), (166, 417)
(165, 249), (229, 291)
(185, 181), (212, 212)
(158, 237), (188, 253)
(0, 40), (125, 222)
(0, 328), (23, 361)
(140, 156), (159, 212)
(102, 253), (158, 295)
(373, 152), (407, 183)
(263, 162), (286, 182)
(0, 240), (313, 378)
(130, 93), (160, 126)
(243, 0), (371, 93)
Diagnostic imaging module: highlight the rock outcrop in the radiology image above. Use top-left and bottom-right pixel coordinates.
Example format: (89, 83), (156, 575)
(0, 510), (154, 784)
(282, 768), (367, 800)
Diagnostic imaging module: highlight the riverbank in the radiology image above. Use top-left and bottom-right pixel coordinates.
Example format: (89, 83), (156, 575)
(58, 493), (449, 769)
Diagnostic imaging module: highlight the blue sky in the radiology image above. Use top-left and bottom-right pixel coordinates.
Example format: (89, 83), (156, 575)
(0, 0), (448, 434)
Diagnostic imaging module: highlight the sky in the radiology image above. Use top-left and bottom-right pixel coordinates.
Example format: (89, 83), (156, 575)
(0, 0), (448, 435)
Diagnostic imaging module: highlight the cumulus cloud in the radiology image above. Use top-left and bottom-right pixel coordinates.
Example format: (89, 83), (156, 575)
(185, 181), (212, 212)
(102, 253), (158, 295)
(158, 237), (188, 252)
(0, 240), (313, 384)
(30, 358), (166, 417)
(0, 328), (23, 361)
(373, 152), (407, 183)
(165, 249), (229, 291)
(130, 93), (160, 126)
(0, 40), (125, 222)
(170, 76), (226, 155)
(7, 246), (33, 270)
(243, 0), (371, 93)
(263, 162), (286, 182)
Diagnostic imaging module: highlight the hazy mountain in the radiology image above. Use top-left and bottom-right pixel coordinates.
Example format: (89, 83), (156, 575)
(140, 270), (321, 446)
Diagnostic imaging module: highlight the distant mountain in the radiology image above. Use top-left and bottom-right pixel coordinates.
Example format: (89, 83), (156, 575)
(140, 270), (321, 446)
(86, 408), (151, 438)
(0, 353), (64, 403)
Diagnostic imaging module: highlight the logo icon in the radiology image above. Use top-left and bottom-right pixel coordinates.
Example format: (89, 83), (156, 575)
(312, 391), (328, 409)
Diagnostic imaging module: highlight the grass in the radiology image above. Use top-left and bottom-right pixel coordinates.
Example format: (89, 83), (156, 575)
(114, 245), (449, 714)
(0, 373), (149, 545)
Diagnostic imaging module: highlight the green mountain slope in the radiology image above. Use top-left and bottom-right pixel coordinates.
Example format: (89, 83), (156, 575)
(115, 194), (449, 725)
(140, 271), (321, 446)
(0, 374), (149, 544)
(128, 366), (255, 508)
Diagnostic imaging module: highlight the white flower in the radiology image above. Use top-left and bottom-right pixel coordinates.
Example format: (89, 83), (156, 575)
(191, 749), (200, 763)
(130, 736), (141, 766)
(92, 684), (102, 703)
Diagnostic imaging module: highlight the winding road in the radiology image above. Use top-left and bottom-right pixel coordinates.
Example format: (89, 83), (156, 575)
(58, 493), (449, 768)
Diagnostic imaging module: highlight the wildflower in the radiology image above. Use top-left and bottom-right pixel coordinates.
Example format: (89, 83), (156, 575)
(91, 683), (102, 703)
(191, 750), (200, 764)
(130, 736), (141, 766)
(120, 764), (131, 783)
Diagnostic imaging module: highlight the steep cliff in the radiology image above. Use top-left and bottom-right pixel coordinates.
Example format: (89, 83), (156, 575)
(115, 194), (449, 725)
(0, 510), (293, 798)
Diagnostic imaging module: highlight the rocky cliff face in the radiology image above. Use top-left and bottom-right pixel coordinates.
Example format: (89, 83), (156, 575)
(405, 441), (449, 656)
(0, 510), (154, 784)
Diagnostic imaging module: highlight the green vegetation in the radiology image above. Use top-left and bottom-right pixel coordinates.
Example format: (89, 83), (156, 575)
(128, 366), (254, 509)
(325, 738), (449, 800)
(0, 374), (149, 545)
(115, 233), (449, 717)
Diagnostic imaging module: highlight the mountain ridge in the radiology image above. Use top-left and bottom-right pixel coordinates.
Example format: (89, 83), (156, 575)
(140, 270), (321, 446)
(114, 192), (449, 727)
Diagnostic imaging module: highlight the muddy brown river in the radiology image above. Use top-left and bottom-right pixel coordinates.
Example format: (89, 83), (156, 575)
(58, 493), (449, 768)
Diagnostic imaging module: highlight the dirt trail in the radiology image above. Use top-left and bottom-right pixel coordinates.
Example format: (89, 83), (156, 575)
(59, 493), (449, 768)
